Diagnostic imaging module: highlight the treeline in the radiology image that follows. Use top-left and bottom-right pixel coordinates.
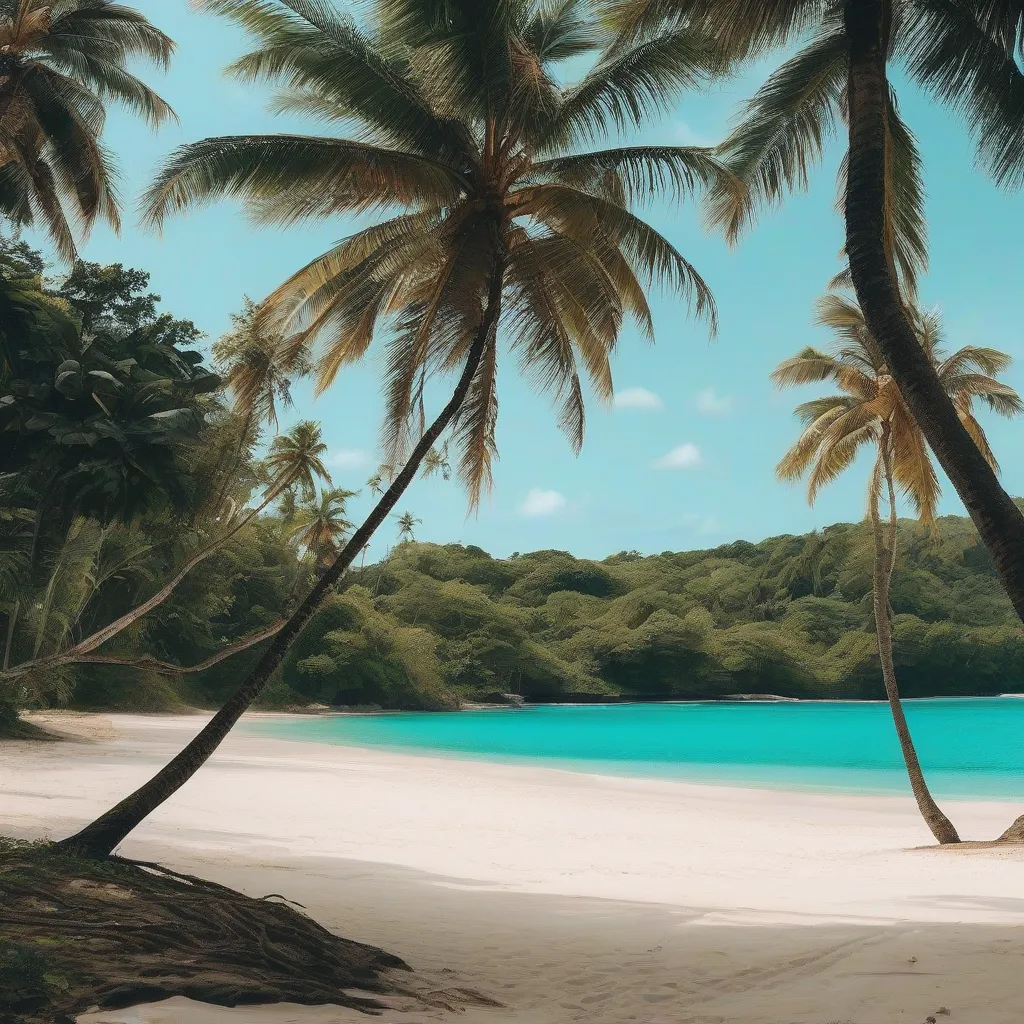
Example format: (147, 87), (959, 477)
(266, 518), (1024, 709)
(67, 518), (1024, 713)
(2, 241), (1022, 722)
(0, 241), (311, 728)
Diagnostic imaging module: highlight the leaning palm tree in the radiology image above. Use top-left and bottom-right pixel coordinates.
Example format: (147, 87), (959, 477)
(288, 487), (358, 569)
(0, 0), (175, 260)
(605, 0), (1024, 624)
(0, 419), (332, 680)
(395, 511), (421, 545)
(59, 0), (736, 856)
(774, 290), (1022, 845)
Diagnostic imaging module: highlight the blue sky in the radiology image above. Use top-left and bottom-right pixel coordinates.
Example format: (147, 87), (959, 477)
(42, 1), (1024, 559)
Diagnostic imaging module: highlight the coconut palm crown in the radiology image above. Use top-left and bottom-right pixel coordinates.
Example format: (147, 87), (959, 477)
(0, 0), (175, 260)
(288, 487), (357, 567)
(264, 419), (331, 502)
(774, 291), (1023, 519)
(144, 0), (739, 509)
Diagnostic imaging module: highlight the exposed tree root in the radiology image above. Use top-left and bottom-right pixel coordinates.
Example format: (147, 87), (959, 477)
(0, 839), (419, 1022)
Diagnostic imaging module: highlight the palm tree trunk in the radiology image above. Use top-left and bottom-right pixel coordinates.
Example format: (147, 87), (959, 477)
(870, 443), (959, 845)
(68, 620), (284, 676)
(844, 0), (1024, 624)
(1, 475), (297, 681)
(3, 600), (19, 672)
(58, 248), (506, 858)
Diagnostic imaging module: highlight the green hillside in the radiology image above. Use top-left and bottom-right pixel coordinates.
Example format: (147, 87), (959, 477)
(127, 512), (1024, 713)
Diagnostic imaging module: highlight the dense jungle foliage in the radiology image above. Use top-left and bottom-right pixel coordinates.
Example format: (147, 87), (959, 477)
(2, 242), (1022, 723)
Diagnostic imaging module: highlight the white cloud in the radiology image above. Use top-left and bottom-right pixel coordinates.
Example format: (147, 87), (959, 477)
(520, 488), (567, 517)
(613, 387), (664, 410)
(328, 449), (371, 469)
(653, 443), (703, 470)
(695, 387), (733, 416)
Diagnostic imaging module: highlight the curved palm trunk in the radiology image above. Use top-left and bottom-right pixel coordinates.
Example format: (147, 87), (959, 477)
(844, 0), (1024, 624)
(1, 474), (297, 681)
(871, 444), (959, 844)
(58, 250), (506, 858)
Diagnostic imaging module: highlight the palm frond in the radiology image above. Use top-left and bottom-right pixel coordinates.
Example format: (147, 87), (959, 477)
(49, 2), (175, 67)
(141, 135), (466, 228)
(525, 0), (597, 62)
(533, 144), (742, 209)
(943, 372), (1024, 416)
(903, 0), (1024, 188)
(514, 181), (716, 332)
(805, 405), (879, 504)
(42, 47), (175, 126)
(707, 26), (847, 242)
(776, 401), (849, 482)
(888, 399), (942, 523)
(602, 0), (828, 58)
(451, 333), (500, 511)
(509, 229), (622, 402)
(381, 215), (495, 466)
(771, 346), (876, 398)
(505, 227), (588, 450)
(211, 0), (473, 160)
(937, 344), (1013, 378)
(541, 21), (725, 150)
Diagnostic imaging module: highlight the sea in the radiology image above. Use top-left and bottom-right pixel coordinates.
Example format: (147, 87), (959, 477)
(246, 697), (1024, 800)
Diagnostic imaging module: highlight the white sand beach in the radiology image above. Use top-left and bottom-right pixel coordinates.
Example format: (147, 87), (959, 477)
(4, 712), (1024, 1023)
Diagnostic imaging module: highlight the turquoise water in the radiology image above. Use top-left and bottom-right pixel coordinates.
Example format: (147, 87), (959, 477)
(247, 698), (1024, 800)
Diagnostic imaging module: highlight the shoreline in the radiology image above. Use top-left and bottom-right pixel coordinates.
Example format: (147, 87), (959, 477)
(244, 700), (1024, 805)
(277, 692), (1024, 715)
(6, 712), (1024, 1023)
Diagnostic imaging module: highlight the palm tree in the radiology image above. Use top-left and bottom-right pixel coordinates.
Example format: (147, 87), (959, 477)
(0, 419), (332, 679)
(606, 0), (1024, 624)
(366, 465), (394, 498)
(395, 511), (421, 545)
(774, 290), (1022, 845)
(421, 445), (452, 481)
(204, 299), (318, 521)
(0, 0), (175, 260)
(263, 420), (331, 502)
(289, 487), (358, 569)
(59, 0), (734, 856)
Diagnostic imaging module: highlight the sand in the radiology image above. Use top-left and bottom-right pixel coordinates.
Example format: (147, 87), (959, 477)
(3, 711), (1024, 1024)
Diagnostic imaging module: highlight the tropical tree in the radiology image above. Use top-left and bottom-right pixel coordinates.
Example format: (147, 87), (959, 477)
(0, 419), (332, 680)
(605, 0), (1024, 624)
(59, 0), (735, 856)
(774, 290), (1022, 844)
(289, 487), (357, 569)
(366, 465), (393, 498)
(396, 511), (421, 545)
(421, 445), (452, 481)
(0, 0), (175, 260)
